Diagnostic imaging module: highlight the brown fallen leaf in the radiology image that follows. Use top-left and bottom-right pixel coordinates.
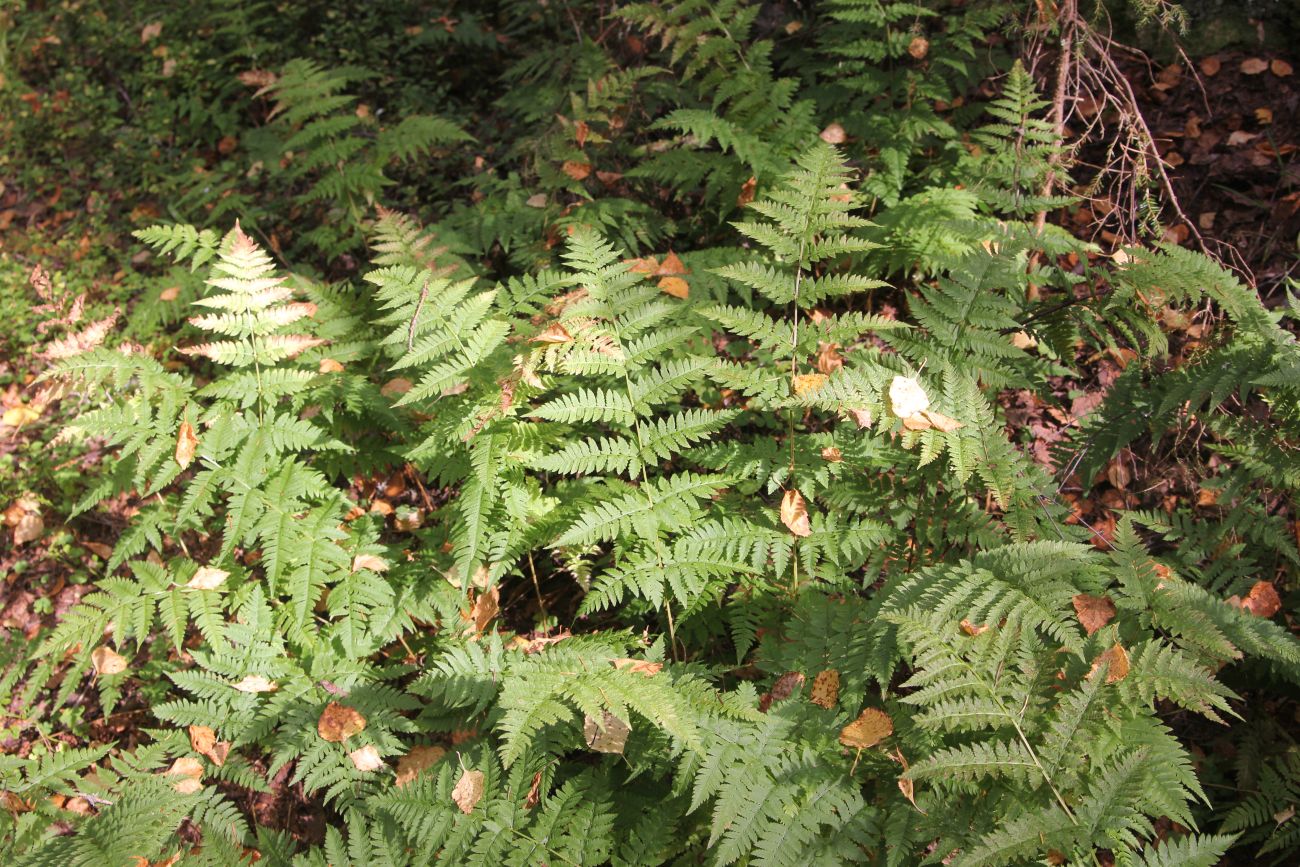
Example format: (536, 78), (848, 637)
(188, 725), (231, 767)
(821, 446), (842, 462)
(91, 646), (128, 676)
(351, 554), (389, 573)
(1240, 58), (1268, 75)
(318, 702), (367, 742)
(1199, 56), (1221, 76)
(396, 745), (447, 787)
(737, 175), (757, 207)
(658, 276), (689, 299)
(318, 358), (345, 373)
(780, 489), (812, 537)
(452, 768), (486, 814)
(380, 377), (413, 398)
(907, 36), (929, 60)
(164, 757), (204, 794)
(759, 671), (806, 712)
(531, 324), (572, 344)
(1087, 644), (1130, 684)
(524, 770), (544, 809)
(847, 408), (873, 429)
(656, 252), (689, 276)
(187, 566), (229, 591)
(583, 711), (632, 754)
(611, 658), (663, 677)
(470, 586), (500, 634)
(960, 619), (988, 636)
(561, 160), (592, 181)
(1242, 581), (1282, 619)
(1273, 59), (1294, 77)
(1072, 594), (1117, 636)
(892, 748), (924, 812)
(809, 669), (841, 709)
(624, 256), (659, 275)
(349, 744), (384, 772)
(840, 708), (894, 749)
(9, 497), (43, 546)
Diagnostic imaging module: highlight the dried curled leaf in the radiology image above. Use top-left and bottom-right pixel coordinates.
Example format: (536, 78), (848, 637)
(174, 421), (199, 470)
(780, 490), (812, 537)
(187, 566), (229, 591)
(318, 702), (367, 742)
(452, 768), (486, 814)
(349, 744), (384, 772)
(188, 725), (231, 767)
(531, 324), (572, 344)
(840, 708), (894, 750)
(760, 671), (806, 712)
(351, 554), (389, 573)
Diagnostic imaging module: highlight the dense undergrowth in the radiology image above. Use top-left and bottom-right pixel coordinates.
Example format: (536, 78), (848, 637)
(1, 1), (1298, 865)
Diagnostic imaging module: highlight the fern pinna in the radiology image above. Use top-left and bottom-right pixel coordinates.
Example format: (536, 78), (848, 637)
(10, 49), (1299, 867)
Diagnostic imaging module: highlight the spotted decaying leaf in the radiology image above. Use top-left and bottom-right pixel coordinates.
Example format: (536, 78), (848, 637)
(760, 671), (806, 712)
(395, 745), (446, 788)
(583, 711), (631, 754)
(91, 646), (128, 676)
(780, 489), (812, 537)
(187, 566), (229, 590)
(793, 373), (828, 397)
(809, 669), (841, 709)
(1072, 594), (1117, 636)
(188, 725), (231, 767)
(318, 702), (367, 742)
(349, 744), (384, 772)
(839, 707), (894, 750)
(1087, 644), (1130, 684)
(452, 768), (486, 814)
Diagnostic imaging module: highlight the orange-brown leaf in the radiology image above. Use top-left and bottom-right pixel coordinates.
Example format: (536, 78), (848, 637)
(395, 745), (446, 788)
(793, 373), (828, 397)
(1242, 580), (1282, 618)
(839, 708), (893, 750)
(531, 324), (572, 344)
(655, 252), (689, 276)
(658, 276), (689, 299)
(1072, 594), (1117, 636)
(737, 175), (757, 207)
(809, 669), (841, 709)
(561, 160), (592, 181)
(1087, 644), (1131, 684)
(611, 658), (663, 677)
(780, 489), (812, 537)
(175, 421), (199, 470)
(317, 702), (367, 742)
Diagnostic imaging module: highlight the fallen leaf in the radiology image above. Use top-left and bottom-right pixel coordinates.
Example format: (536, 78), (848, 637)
(819, 122), (847, 144)
(525, 193), (548, 208)
(1242, 581), (1282, 618)
(318, 358), (344, 373)
(1227, 130), (1258, 147)
(351, 554), (389, 572)
(561, 160), (592, 181)
(91, 646), (128, 676)
(318, 702), (367, 742)
(471, 585), (500, 633)
(452, 768), (486, 813)
(1011, 331), (1037, 350)
(531, 324), (572, 344)
(10, 498), (43, 545)
(159, 286), (180, 301)
(1199, 56), (1221, 76)
(140, 22), (163, 43)
(1087, 644), (1130, 684)
(907, 36), (929, 60)
(187, 566), (229, 591)
(583, 711), (632, 754)
(917, 410), (962, 432)
(173, 421), (199, 470)
(893, 748), (924, 812)
(395, 745), (446, 787)
(656, 252), (690, 276)
(163, 757), (203, 794)
(349, 745), (384, 772)
(793, 373), (828, 397)
(2, 405), (40, 427)
(780, 489), (812, 537)
(624, 256), (659, 275)
(821, 446), (842, 462)
(1072, 594), (1117, 635)
(1272, 59), (1294, 77)
(380, 377), (412, 398)
(810, 669), (840, 708)
(232, 675), (277, 693)
(1240, 58), (1268, 75)
(1255, 107), (1274, 125)
(658, 276), (689, 299)
(188, 725), (231, 766)
(760, 671), (806, 711)
(611, 658), (663, 677)
(889, 375), (930, 418)
(840, 708), (893, 749)
(525, 771), (543, 809)
(847, 408), (873, 429)
(960, 619), (988, 636)
(737, 176), (757, 206)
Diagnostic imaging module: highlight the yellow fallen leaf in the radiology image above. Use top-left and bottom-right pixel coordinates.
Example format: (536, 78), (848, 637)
(1087, 643), (1130, 684)
(349, 744), (384, 772)
(187, 566), (229, 591)
(452, 768), (486, 814)
(318, 702), (367, 743)
(91, 646), (128, 676)
(2, 405), (40, 427)
(840, 707), (893, 750)
(174, 420), (199, 469)
(793, 373), (828, 397)
(780, 489), (812, 537)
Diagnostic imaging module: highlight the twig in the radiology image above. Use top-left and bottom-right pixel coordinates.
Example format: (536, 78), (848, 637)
(407, 278), (431, 351)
